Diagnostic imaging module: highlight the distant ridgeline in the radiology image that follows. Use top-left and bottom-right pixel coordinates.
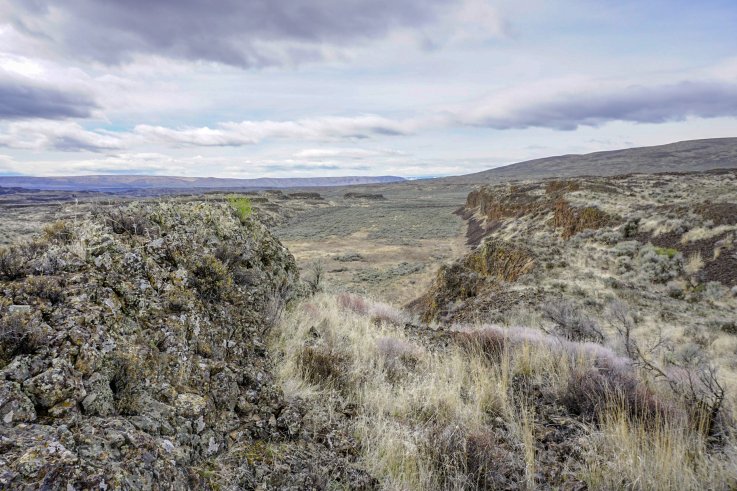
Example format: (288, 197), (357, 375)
(0, 175), (406, 192)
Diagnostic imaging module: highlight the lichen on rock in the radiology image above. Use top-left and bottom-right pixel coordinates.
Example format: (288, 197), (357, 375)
(0, 201), (368, 489)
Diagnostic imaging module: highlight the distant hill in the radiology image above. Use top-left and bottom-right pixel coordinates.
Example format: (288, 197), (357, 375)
(443, 137), (737, 183)
(0, 174), (405, 192)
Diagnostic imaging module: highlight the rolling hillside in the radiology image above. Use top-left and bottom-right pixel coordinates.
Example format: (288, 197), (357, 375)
(443, 137), (737, 183)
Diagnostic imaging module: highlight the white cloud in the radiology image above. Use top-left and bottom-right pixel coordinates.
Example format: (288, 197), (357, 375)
(0, 121), (127, 151)
(448, 76), (737, 130)
(293, 147), (406, 160)
(133, 115), (421, 147)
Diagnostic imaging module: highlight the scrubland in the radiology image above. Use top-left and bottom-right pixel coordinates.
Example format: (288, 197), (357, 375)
(2, 169), (736, 489)
(269, 170), (737, 490)
(271, 292), (736, 489)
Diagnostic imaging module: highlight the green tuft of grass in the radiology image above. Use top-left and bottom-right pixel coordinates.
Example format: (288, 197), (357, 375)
(227, 195), (252, 222)
(654, 246), (679, 258)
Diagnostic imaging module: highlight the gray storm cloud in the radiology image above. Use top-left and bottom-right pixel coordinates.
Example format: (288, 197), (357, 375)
(2, 77), (737, 152)
(0, 76), (98, 120)
(462, 80), (737, 130)
(9, 0), (452, 67)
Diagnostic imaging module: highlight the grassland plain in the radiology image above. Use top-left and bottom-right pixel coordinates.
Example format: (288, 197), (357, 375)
(274, 183), (471, 305)
(2, 169), (737, 489)
(269, 169), (737, 490)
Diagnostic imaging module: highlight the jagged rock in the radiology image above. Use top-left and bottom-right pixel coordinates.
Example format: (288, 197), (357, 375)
(0, 201), (329, 489)
(81, 372), (115, 416)
(7, 305), (31, 315)
(0, 380), (36, 423)
(22, 360), (86, 409)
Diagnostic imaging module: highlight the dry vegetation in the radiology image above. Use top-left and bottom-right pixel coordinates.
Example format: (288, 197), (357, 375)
(274, 185), (469, 304)
(271, 293), (737, 490)
(268, 170), (737, 489)
(3, 169), (737, 489)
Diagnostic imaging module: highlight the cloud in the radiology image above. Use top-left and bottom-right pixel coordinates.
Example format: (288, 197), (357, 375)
(0, 69), (98, 120)
(456, 78), (737, 130)
(7, 0), (454, 67)
(134, 115), (420, 146)
(0, 115), (419, 152)
(0, 152), (381, 178)
(293, 148), (406, 160)
(0, 121), (126, 151)
(2, 75), (737, 153)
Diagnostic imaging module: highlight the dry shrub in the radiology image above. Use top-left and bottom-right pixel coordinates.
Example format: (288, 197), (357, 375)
(110, 352), (146, 415)
(419, 422), (525, 489)
(561, 367), (670, 425)
(552, 199), (611, 239)
(24, 275), (64, 304)
(304, 261), (324, 293)
(376, 337), (421, 381)
(369, 303), (408, 326)
(337, 292), (369, 315)
(0, 312), (44, 365)
(466, 430), (524, 489)
(105, 208), (159, 237)
(541, 299), (605, 343)
(42, 221), (74, 244)
(454, 327), (507, 363)
(0, 246), (27, 280)
(420, 424), (470, 489)
(213, 243), (243, 267)
(298, 345), (347, 388)
(164, 287), (191, 313)
(189, 254), (231, 300)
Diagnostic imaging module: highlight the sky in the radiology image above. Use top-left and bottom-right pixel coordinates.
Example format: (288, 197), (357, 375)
(0, 0), (736, 178)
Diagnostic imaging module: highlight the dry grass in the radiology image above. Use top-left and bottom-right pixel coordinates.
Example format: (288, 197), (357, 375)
(585, 410), (737, 490)
(271, 293), (737, 490)
(685, 251), (705, 275)
(681, 225), (737, 244)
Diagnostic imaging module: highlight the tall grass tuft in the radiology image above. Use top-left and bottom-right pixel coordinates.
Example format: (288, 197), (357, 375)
(269, 293), (737, 490)
(227, 195), (252, 222)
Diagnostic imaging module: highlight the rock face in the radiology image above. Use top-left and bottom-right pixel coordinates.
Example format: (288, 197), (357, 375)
(0, 202), (366, 489)
(408, 239), (537, 323)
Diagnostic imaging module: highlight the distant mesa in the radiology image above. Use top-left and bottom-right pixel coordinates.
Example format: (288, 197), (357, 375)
(343, 192), (386, 200)
(287, 192), (323, 200)
(0, 175), (406, 192)
(0, 186), (41, 195)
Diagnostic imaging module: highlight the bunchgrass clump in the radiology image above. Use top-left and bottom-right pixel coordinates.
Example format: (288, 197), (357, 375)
(270, 293), (737, 490)
(227, 195), (253, 223)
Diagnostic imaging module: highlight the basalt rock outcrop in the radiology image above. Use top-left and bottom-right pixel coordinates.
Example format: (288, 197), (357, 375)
(0, 202), (370, 489)
(409, 239), (536, 323)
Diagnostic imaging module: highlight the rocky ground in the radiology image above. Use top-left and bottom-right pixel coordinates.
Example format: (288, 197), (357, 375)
(0, 201), (371, 489)
(412, 170), (737, 396)
(270, 169), (737, 490)
(1, 168), (736, 489)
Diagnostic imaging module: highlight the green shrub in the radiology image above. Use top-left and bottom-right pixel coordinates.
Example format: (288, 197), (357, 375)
(654, 247), (679, 259)
(228, 196), (252, 222)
